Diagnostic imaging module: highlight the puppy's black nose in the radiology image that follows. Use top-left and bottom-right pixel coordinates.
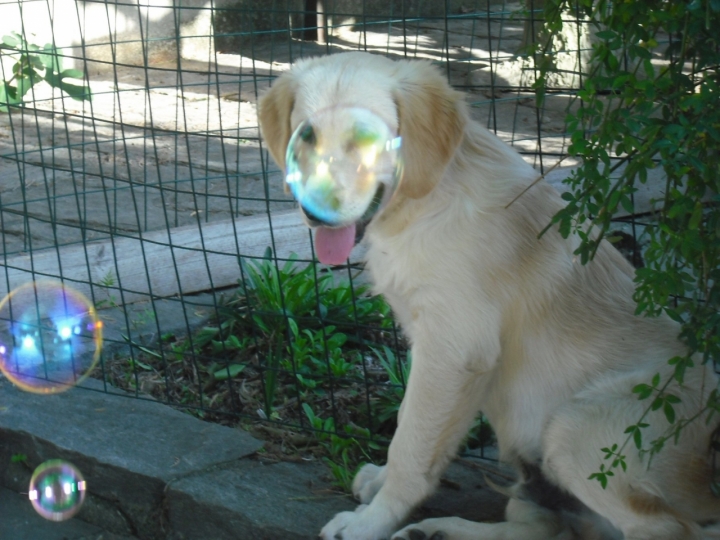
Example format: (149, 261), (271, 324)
(301, 205), (333, 227)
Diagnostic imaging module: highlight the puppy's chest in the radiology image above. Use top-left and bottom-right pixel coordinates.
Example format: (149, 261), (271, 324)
(364, 235), (482, 335)
(365, 237), (438, 298)
(364, 251), (423, 331)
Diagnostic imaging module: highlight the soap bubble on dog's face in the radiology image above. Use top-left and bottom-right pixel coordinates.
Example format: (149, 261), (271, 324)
(284, 107), (402, 227)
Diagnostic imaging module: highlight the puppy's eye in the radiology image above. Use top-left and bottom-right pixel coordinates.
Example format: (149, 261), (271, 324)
(299, 124), (316, 145)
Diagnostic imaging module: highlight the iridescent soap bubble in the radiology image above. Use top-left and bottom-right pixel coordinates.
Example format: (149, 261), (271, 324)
(285, 106), (403, 227)
(28, 460), (87, 521)
(0, 280), (103, 394)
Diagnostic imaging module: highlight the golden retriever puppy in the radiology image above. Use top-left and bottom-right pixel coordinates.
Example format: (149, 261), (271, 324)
(258, 52), (720, 540)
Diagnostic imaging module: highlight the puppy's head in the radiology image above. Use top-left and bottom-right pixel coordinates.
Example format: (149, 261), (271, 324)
(258, 52), (466, 264)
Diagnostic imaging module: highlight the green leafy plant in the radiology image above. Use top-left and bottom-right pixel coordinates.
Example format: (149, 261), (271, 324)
(97, 249), (412, 487)
(222, 250), (393, 415)
(286, 324), (355, 386)
(302, 402), (376, 491)
(0, 31), (91, 111)
(537, 0), (720, 486)
(10, 453), (28, 464)
(372, 345), (411, 425)
(95, 271), (119, 310)
(231, 249), (391, 336)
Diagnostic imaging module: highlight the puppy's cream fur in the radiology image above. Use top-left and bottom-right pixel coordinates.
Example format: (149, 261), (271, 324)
(259, 52), (720, 540)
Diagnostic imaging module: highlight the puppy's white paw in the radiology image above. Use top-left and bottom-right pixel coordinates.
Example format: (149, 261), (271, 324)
(391, 520), (448, 540)
(392, 532), (446, 540)
(352, 464), (386, 504)
(319, 504), (395, 540)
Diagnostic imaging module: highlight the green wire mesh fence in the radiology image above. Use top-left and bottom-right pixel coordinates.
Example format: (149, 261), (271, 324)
(0, 0), (625, 461)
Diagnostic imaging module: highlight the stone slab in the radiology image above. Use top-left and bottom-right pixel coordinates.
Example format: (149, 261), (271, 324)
(0, 377), (263, 538)
(0, 369), (513, 539)
(166, 459), (355, 540)
(0, 377), (263, 480)
(0, 485), (140, 540)
(166, 457), (511, 540)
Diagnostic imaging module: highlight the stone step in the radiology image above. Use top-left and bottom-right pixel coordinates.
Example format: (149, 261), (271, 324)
(0, 378), (354, 539)
(0, 376), (509, 539)
(0, 484), (140, 540)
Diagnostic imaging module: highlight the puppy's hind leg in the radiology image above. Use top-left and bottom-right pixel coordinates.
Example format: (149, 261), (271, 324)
(391, 498), (573, 540)
(702, 522), (720, 540)
(543, 396), (713, 540)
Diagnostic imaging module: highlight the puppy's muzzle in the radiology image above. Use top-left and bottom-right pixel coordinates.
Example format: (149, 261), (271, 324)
(300, 205), (367, 245)
(300, 205), (332, 227)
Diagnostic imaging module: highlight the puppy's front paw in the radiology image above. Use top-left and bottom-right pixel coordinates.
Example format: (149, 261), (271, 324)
(319, 504), (394, 540)
(319, 509), (360, 540)
(352, 464), (386, 503)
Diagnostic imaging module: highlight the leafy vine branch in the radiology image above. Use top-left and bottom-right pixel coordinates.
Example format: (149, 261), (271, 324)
(535, 0), (720, 487)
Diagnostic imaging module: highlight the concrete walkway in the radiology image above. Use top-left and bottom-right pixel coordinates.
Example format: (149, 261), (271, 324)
(0, 377), (509, 539)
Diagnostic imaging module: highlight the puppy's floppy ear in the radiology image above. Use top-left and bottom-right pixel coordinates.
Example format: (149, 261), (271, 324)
(393, 62), (467, 199)
(258, 73), (297, 172)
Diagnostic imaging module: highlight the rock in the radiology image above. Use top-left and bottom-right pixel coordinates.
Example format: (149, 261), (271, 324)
(0, 484), (141, 540)
(166, 459), (355, 539)
(0, 377), (263, 538)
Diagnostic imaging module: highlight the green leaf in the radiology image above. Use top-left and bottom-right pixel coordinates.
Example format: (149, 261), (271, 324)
(596, 30), (618, 40)
(0, 83), (9, 112)
(16, 73), (38, 99)
(10, 453), (28, 463)
(43, 70), (61, 89)
(60, 81), (91, 101)
(38, 45), (62, 73)
(2, 34), (19, 47)
(632, 383), (653, 400)
(130, 357), (153, 371)
(619, 194), (634, 214)
(287, 316), (299, 337)
(663, 401), (676, 424)
(0, 81), (20, 106)
(213, 363), (246, 381)
(589, 471), (608, 489)
(651, 397), (663, 411)
(633, 428), (643, 449)
(60, 68), (84, 79)
(688, 204), (703, 230)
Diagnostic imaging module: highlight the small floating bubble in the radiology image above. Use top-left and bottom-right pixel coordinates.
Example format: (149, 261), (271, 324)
(28, 460), (87, 521)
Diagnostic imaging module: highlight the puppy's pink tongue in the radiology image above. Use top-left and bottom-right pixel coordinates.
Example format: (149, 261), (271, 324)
(315, 224), (356, 265)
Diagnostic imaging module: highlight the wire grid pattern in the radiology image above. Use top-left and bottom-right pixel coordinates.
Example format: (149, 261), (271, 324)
(0, 0), (593, 452)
